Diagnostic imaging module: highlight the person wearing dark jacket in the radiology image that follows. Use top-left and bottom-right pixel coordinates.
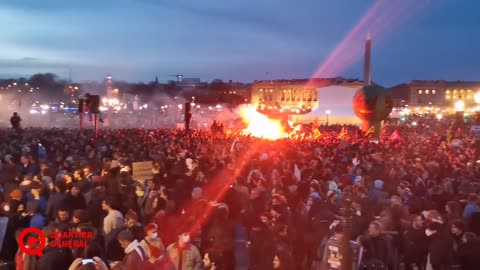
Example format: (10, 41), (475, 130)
(425, 221), (451, 270)
(404, 215), (428, 270)
(64, 184), (87, 212)
(19, 156), (38, 180)
(113, 230), (146, 270)
(450, 220), (466, 270)
(458, 232), (480, 270)
(73, 169), (92, 194)
(46, 181), (67, 221)
(366, 221), (390, 263)
(205, 206), (235, 270)
(10, 112), (21, 132)
(37, 225), (73, 270)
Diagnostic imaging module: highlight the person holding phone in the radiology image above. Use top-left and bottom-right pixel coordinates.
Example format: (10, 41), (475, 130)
(68, 256), (108, 270)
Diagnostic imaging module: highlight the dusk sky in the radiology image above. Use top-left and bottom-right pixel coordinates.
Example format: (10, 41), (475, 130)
(1, 0), (479, 86)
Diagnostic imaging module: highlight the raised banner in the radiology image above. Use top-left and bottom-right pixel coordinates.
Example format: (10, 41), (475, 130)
(132, 161), (153, 181)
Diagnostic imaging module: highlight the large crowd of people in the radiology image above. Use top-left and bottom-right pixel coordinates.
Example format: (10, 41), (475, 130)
(0, 112), (479, 270)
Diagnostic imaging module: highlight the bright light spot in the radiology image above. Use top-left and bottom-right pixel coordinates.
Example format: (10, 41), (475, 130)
(142, 104), (148, 109)
(239, 106), (286, 140)
(41, 110), (47, 114)
(412, 122), (417, 126)
(475, 92), (480, 104)
(325, 109), (331, 115)
(29, 109), (38, 114)
(216, 104), (222, 109)
(108, 98), (119, 106)
(40, 105), (50, 110)
(436, 114), (443, 120)
(178, 104), (183, 109)
(191, 103), (196, 107)
(100, 106), (108, 112)
(455, 100), (465, 111)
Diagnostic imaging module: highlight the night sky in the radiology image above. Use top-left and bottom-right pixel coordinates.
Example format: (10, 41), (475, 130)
(0, 0), (479, 86)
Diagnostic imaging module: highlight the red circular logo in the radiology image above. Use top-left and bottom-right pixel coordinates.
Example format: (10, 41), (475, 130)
(18, 228), (46, 257)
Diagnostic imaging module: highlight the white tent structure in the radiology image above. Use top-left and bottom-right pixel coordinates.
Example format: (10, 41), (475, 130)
(289, 85), (362, 125)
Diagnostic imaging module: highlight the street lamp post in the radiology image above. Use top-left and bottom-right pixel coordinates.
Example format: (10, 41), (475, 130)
(326, 109), (331, 126)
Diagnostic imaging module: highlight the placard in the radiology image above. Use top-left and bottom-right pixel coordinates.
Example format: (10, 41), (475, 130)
(132, 161), (153, 181)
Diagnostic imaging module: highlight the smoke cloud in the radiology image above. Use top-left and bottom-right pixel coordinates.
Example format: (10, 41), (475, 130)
(0, 87), (244, 130)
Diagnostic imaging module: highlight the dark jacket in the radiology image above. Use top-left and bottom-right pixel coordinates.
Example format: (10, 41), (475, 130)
(63, 193), (87, 212)
(45, 192), (67, 220)
(403, 228), (428, 266)
(36, 246), (72, 270)
(114, 241), (146, 270)
(427, 232), (452, 269)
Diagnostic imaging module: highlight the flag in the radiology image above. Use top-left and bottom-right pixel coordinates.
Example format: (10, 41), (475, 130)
(338, 127), (346, 139)
(364, 126), (375, 137)
(389, 129), (401, 141)
(313, 128), (322, 139)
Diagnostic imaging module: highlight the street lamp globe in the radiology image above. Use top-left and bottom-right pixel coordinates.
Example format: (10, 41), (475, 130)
(325, 109), (331, 115)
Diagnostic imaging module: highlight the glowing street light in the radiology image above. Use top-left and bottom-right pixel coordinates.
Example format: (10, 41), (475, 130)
(454, 100), (465, 112)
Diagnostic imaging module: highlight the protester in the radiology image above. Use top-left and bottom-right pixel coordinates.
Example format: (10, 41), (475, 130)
(0, 116), (478, 270)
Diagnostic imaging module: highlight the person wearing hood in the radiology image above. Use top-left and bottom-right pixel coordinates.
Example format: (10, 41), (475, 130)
(112, 230), (147, 270)
(368, 180), (386, 215)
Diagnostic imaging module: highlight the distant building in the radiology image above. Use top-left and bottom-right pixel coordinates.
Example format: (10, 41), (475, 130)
(178, 78), (201, 87)
(251, 78), (364, 108)
(224, 83), (251, 101)
(390, 80), (480, 107)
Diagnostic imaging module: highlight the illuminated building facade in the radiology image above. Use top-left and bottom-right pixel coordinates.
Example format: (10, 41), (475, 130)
(251, 78), (363, 108)
(402, 80), (480, 106)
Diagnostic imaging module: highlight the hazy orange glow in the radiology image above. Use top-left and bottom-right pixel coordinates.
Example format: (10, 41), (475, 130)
(239, 106), (286, 140)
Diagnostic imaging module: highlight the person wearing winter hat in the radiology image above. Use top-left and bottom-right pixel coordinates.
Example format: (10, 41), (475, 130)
(140, 223), (165, 262)
(2, 189), (24, 217)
